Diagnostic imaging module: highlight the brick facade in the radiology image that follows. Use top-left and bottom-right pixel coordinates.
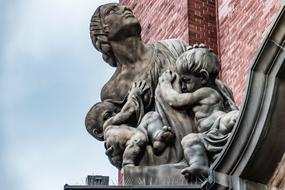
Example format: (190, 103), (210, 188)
(118, 0), (282, 185)
(120, 0), (281, 106)
(188, 0), (218, 53)
(119, 0), (218, 53)
(120, 0), (189, 43)
(217, 0), (281, 105)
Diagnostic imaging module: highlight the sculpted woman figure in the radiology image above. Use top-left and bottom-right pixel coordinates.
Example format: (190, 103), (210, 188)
(86, 3), (196, 168)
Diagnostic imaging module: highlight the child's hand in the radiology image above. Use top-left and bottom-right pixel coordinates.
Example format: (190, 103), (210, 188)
(129, 80), (150, 97)
(159, 70), (175, 83)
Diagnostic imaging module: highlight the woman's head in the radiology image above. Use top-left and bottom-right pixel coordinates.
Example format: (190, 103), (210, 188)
(90, 3), (141, 67)
(90, 3), (117, 67)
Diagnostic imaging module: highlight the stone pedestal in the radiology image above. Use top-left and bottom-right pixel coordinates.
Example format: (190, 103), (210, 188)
(122, 162), (203, 187)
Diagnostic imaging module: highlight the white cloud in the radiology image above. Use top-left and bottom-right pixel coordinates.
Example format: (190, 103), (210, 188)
(3, 0), (116, 62)
(1, 0), (119, 190)
(3, 134), (117, 190)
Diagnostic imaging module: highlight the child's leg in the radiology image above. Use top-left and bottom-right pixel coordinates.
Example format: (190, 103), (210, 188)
(219, 110), (239, 134)
(138, 111), (174, 155)
(181, 133), (209, 177)
(122, 130), (147, 166)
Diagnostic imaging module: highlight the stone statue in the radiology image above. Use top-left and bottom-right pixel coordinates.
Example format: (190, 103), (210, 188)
(86, 2), (239, 184)
(88, 2), (197, 167)
(86, 81), (174, 169)
(78, 3), (285, 188)
(159, 44), (239, 178)
(90, 3), (188, 103)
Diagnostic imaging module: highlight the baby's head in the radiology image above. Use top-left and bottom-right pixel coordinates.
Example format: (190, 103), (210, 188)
(176, 44), (220, 92)
(85, 101), (120, 141)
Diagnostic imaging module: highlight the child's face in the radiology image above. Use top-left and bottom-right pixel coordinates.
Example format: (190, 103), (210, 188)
(180, 73), (203, 93)
(86, 102), (119, 140)
(96, 102), (118, 129)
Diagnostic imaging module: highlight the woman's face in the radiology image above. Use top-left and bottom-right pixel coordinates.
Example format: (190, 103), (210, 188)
(100, 3), (140, 39)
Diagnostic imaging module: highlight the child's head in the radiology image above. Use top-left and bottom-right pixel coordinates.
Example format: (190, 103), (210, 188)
(176, 44), (220, 92)
(85, 101), (119, 141)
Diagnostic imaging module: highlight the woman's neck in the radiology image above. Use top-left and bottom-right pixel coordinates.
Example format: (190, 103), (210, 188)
(110, 37), (152, 66)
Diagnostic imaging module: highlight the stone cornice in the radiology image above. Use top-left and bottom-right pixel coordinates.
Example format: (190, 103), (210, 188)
(208, 5), (285, 190)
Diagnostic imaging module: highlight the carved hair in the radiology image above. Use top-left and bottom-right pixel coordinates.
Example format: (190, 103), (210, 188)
(85, 101), (121, 141)
(90, 4), (117, 67)
(176, 44), (238, 111)
(176, 44), (220, 79)
(85, 102), (105, 141)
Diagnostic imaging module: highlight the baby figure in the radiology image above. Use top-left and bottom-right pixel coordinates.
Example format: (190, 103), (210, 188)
(159, 44), (239, 178)
(85, 81), (174, 169)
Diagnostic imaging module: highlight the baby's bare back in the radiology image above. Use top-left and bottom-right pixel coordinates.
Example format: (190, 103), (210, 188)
(192, 87), (225, 132)
(104, 125), (147, 150)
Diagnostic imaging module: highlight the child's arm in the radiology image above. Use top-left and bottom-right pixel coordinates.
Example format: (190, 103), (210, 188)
(159, 71), (207, 109)
(104, 102), (137, 129)
(104, 81), (150, 128)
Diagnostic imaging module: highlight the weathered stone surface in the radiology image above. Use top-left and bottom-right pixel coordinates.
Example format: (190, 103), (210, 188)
(86, 3), (239, 185)
(84, 2), (285, 189)
(123, 163), (190, 186)
(268, 154), (285, 190)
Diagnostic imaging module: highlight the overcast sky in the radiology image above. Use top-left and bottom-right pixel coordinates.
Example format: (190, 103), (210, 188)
(1, 0), (118, 190)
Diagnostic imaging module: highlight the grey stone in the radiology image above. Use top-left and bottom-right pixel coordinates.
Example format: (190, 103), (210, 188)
(84, 3), (285, 188)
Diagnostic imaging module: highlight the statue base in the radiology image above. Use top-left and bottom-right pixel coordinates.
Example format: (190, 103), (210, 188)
(122, 162), (203, 187)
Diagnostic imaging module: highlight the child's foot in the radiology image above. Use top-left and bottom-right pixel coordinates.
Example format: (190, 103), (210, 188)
(160, 126), (175, 142)
(152, 126), (175, 155)
(153, 140), (166, 155)
(181, 165), (209, 182)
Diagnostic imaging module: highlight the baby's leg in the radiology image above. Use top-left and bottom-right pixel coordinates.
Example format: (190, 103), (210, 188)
(138, 111), (174, 155)
(122, 129), (147, 167)
(181, 133), (209, 178)
(219, 110), (239, 134)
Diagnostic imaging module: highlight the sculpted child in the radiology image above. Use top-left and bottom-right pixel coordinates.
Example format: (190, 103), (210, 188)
(85, 81), (174, 168)
(159, 44), (239, 178)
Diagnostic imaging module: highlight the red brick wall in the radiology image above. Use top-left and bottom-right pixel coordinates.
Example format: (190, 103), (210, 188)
(188, 0), (218, 53)
(117, 0), (282, 184)
(217, 0), (281, 105)
(120, 0), (281, 106)
(119, 0), (218, 53)
(120, 0), (189, 43)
